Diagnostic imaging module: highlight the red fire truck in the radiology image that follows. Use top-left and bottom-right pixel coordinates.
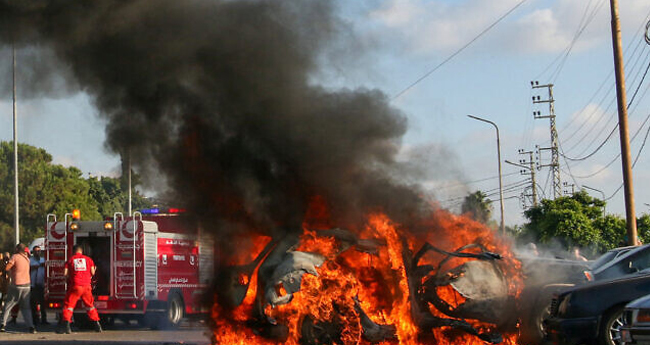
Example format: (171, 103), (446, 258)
(43, 208), (214, 328)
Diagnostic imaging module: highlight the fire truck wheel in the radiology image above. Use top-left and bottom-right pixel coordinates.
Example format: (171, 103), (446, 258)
(147, 293), (184, 329)
(165, 293), (184, 329)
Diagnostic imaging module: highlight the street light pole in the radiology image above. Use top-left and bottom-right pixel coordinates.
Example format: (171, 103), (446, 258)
(582, 185), (606, 215)
(13, 43), (19, 245)
(468, 115), (505, 235)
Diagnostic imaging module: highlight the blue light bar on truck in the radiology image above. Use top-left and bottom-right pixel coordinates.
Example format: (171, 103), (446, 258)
(139, 208), (160, 214)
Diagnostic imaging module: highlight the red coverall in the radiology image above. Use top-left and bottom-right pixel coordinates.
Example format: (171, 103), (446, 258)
(62, 253), (99, 322)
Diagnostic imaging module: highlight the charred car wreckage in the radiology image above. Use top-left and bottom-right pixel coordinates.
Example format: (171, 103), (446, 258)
(216, 228), (520, 344)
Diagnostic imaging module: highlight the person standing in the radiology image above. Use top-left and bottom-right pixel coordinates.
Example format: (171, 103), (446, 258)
(29, 245), (47, 325)
(56, 245), (102, 334)
(0, 253), (9, 312)
(572, 247), (588, 262)
(0, 243), (35, 333)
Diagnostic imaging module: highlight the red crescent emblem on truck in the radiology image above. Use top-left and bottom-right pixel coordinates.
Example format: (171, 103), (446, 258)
(121, 223), (135, 239)
(50, 223), (65, 240)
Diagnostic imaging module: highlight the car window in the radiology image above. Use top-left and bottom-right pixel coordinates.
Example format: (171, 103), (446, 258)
(595, 246), (650, 280)
(629, 249), (650, 272)
(591, 251), (619, 270)
(598, 261), (628, 280)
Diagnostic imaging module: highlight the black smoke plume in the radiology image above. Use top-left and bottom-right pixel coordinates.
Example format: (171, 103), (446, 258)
(0, 0), (427, 242)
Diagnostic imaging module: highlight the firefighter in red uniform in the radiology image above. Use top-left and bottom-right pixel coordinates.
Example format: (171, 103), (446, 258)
(56, 245), (102, 334)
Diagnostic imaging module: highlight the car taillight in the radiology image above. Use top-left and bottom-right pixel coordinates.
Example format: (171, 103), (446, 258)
(584, 271), (594, 281)
(48, 302), (61, 308)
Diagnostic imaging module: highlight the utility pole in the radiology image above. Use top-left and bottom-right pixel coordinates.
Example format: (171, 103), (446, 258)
(520, 149), (538, 207)
(531, 81), (561, 199)
(13, 44), (19, 245)
(610, 0), (637, 246)
(505, 149), (538, 208)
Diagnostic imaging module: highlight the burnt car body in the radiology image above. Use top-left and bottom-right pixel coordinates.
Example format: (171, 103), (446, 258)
(621, 294), (650, 345)
(545, 271), (650, 345)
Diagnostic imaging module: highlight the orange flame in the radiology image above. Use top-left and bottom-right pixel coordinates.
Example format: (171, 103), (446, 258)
(212, 200), (524, 345)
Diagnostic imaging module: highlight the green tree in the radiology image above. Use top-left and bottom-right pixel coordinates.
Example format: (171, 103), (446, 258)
(522, 191), (606, 254)
(636, 214), (650, 245)
(461, 190), (493, 224)
(88, 175), (151, 218)
(593, 215), (626, 249)
(0, 141), (151, 251)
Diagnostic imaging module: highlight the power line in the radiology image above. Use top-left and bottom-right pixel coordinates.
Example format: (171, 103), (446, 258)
(561, 58), (650, 162)
(561, 42), (650, 157)
(535, 0), (601, 80)
(434, 172), (520, 191)
(606, 111), (650, 201)
(628, 56), (650, 107)
(438, 177), (531, 204)
(549, 0), (607, 83)
(391, 0), (529, 100)
(567, 109), (650, 178)
(552, 7), (650, 151)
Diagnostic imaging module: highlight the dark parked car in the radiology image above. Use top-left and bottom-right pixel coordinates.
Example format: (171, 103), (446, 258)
(621, 293), (650, 345)
(521, 244), (650, 345)
(589, 246), (635, 271)
(545, 272), (650, 345)
(586, 244), (650, 281)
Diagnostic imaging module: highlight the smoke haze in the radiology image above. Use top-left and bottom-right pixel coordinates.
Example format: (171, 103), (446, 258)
(0, 0), (428, 241)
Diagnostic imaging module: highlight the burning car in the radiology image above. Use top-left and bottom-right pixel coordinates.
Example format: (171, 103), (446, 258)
(211, 211), (525, 345)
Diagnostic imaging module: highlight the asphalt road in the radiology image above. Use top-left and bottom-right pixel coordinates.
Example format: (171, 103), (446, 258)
(0, 316), (211, 345)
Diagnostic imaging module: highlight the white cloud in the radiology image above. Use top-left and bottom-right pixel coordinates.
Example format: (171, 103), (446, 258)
(370, 0), (524, 54)
(370, 0), (421, 27)
(368, 0), (650, 56)
(568, 103), (609, 127)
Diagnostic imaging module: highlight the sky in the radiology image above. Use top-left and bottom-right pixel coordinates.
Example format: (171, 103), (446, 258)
(1, 0), (650, 227)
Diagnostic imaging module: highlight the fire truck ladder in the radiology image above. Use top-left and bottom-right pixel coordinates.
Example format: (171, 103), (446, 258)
(45, 213), (56, 297)
(62, 212), (76, 291)
(132, 211), (141, 298)
(113, 212), (140, 299)
(113, 212), (124, 297)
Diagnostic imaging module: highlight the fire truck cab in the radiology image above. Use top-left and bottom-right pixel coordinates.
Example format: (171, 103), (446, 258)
(44, 209), (214, 328)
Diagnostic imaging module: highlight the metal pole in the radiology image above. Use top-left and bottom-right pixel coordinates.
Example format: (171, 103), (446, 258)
(610, 0), (637, 245)
(128, 152), (132, 217)
(526, 151), (538, 207)
(13, 44), (19, 245)
(506, 149), (538, 207)
(468, 115), (505, 235)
